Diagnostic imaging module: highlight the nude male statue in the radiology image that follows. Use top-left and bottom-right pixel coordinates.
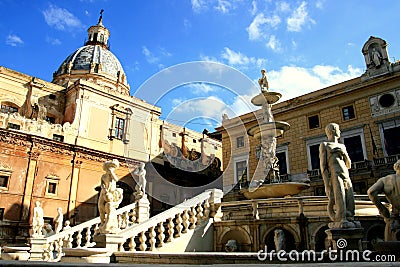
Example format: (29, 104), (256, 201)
(368, 159), (400, 241)
(320, 123), (359, 228)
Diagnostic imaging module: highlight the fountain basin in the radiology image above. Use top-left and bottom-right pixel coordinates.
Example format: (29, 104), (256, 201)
(251, 92), (282, 105)
(241, 182), (310, 199)
(247, 121), (290, 138)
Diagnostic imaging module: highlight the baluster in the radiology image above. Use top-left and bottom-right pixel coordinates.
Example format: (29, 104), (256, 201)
(76, 229), (82, 247)
(166, 217), (174, 242)
(129, 208), (137, 224)
(122, 211), (129, 228)
(44, 242), (54, 261)
(128, 236), (136, 251)
(148, 226), (156, 251)
(203, 199), (210, 219)
(84, 226), (91, 247)
(196, 203), (203, 225)
(157, 222), (165, 248)
(54, 238), (63, 261)
(189, 206), (197, 229)
(181, 210), (189, 233)
(63, 233), (73, 248)
(94, 223), (100, 235)
(174, 213), (182, 238)
(139, 231), (147, 251)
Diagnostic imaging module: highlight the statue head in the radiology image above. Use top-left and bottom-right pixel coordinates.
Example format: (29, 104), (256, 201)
(394, 160), (400, 173)
(103, 159), (120, 171)
(325, 123), (340, 139)
(225, 239), (238, 252)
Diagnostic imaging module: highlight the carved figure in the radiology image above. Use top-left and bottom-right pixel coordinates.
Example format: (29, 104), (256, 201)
(368, 159), (400, 241)
(372, 48), (382, 67)
(274, 229), (286, 251)
(98, 159), (123, 234)
(133, 162), (147, 196)
(32, 201), (44, 237)
(319, 123), (358, 228)
(258, 69), (269, 92)
(54, 207), (63, 234)
(42, 223), (54, 237)
(225, 239), (238, 252)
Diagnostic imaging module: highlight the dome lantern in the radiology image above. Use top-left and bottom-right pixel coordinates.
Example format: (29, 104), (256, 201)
(85, 9), (110, 50)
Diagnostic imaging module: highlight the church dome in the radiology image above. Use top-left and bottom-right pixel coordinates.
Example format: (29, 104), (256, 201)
(52, 11), (130, 95)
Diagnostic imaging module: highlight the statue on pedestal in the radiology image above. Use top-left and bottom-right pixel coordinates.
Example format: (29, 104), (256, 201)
(133, 162), (147, 199)
(54, 207), (63, 234)
(258, 69), (269, 92)
(319, 123), (360, 228)
(98, 159), (123, 234)
(32, 201), (45, 237)
(368, 159), (400, 241)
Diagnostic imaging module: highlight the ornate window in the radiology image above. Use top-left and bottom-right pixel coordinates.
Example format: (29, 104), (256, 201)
(233, 154), (248, 184)
(45, 174), (59, 196)
(1, 103), (18, 114)
(109, 105), (132, 143)
(114, 117), (125, 139)
(0, 162), (12, 190)
(340, 127), (367, 163)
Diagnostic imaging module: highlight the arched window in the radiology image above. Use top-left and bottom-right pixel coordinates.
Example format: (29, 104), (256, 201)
(1, 102), (19, 114)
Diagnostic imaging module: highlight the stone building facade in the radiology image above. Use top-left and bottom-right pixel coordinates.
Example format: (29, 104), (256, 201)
(219, 36), (400, 201)
(0, 15), (222, 244)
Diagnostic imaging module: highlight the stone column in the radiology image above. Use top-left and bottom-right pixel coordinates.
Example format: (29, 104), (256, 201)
(20, 151), (40, 221)
(67, 159), (82, 220)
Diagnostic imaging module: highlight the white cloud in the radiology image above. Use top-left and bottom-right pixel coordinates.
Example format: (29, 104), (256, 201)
(5, 34), (23, 47)
(266, 35), (282, 52)
(276, 1), (290, 13)
(46, 36), (61, 45)
(268, 65), (363, 101)
(186, 83), (216, 95)
(247, 13), (281, 41)
(214, 0), (234, 14)
(287, 1), (314, 32)
(42, 4), (84, 31)
(250, 1), (257, 16)
(221, 47), (267, 68)
(191, 0), (208, 13)
(142, 46), (159, 64)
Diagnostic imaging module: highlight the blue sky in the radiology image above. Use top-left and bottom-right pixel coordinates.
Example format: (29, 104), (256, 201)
(1, 0), (400, 132)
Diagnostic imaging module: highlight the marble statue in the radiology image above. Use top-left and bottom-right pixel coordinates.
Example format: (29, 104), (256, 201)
(42, 223), (54, 237)
(258, 69), (269, 92)
(32, 201), (44, 237)
(372, 48), (382, 67)
(133, 162), (147, 196)
(319, 123), (359, 228)
(274, 229), (286, 251)
(98, 159), (123, 234)
(54, 207), (63, 234)
(368, 159), (400, 241)
(225, 239), (238, 252)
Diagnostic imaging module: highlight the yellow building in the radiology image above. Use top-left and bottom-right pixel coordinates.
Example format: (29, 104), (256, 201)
(0, 14), (222, 243)
(218, 36), (400, 201)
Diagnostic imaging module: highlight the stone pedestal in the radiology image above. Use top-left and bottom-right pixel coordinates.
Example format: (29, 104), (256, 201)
(325, 228), (364, 251)
(61, 247), (112, 264)
(93, 233), (124, 252)
(136, 195), (150, 223)
(27, 237), (47, 261)
(1, 246), (30, 261)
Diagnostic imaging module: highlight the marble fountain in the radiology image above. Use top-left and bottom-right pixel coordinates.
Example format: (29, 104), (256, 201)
(241, 70), (310, 199)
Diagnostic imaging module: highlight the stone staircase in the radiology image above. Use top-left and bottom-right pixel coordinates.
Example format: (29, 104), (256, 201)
(27, 188), (223, 262)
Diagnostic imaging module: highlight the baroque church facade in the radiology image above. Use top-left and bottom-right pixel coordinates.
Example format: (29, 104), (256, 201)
(0, 14), (222, 243)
